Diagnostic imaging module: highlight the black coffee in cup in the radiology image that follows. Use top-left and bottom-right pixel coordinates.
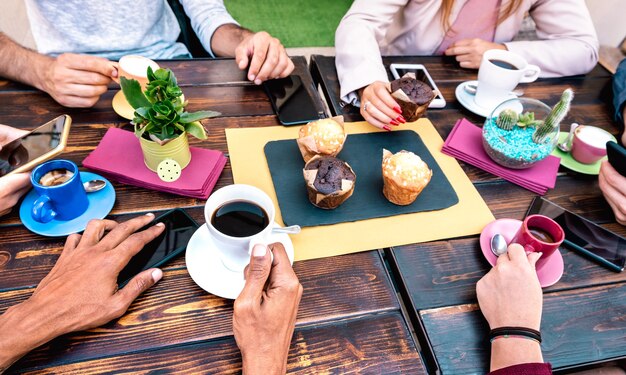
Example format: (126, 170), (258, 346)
(38, 168), (74, 187)
(211, 200), (269, 237)
(528, 226), (555, 243)
(489, 59), (519, 70)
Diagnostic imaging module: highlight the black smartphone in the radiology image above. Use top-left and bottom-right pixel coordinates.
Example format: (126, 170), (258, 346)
(263, 75), (322, 126)
(117, 209), (199, 287)
(525, 197), (625, 272)
(607, 141), (626, 176)
(0, 115), (72, 177)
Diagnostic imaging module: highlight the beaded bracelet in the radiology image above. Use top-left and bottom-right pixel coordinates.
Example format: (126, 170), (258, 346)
(489, 326), (542, 343)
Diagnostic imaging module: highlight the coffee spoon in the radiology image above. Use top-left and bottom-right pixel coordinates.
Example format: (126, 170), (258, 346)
(463, 82), (524, 97)
(272, 225), (301, 235)
(83, 179), (107, 193)
(557, 123), (579, 152)
(490, 233), (508, 257)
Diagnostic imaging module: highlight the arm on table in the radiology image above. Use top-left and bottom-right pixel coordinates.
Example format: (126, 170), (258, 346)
(0, 33), (116, 107)
(0, 215), (164, 372)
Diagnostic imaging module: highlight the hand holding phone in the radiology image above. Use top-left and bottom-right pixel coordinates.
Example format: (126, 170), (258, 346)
(607, 141), (626, 176)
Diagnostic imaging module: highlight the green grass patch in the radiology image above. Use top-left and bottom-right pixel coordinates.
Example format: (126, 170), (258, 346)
(224, 0), (353, 47)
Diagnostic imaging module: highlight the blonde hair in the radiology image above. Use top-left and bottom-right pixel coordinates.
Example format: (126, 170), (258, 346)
(440, 0), (523, 31)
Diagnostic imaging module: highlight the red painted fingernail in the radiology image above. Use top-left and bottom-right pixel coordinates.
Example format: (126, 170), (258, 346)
(390, 119), (399, 126)
(396, 116), (406, 124)
(394, 106), (402, 114)
(383, 125), (392, 131)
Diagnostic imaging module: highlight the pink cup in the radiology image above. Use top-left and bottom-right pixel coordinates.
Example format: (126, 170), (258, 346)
(511, 214), (564, 270)
(571, 125), (614, 164)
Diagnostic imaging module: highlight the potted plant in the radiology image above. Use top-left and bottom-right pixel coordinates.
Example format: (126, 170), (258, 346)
(120, 67), (220, 172)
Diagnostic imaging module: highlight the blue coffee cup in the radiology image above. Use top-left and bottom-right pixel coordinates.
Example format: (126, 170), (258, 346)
(30, 160), (89, 223)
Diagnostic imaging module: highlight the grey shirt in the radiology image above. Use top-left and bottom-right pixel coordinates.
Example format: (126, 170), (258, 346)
(24, 0), (238, 59)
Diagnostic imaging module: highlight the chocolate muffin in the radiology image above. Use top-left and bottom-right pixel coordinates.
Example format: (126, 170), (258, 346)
(389, 73), (435, 122)
(303, 156), (356, 209)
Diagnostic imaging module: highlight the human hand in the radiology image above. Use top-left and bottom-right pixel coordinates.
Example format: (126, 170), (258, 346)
(358, 81), (406, 131)
(476, 244), (543, 330)
(0, 173), (31, 216)
(599, 160), (626, 225)
(445, 39), (507, 69)
(235, 31), (294, 85)
(37, 53), (117, 108)
(0, 125), (28, 166)
(233, 243), (302, 375)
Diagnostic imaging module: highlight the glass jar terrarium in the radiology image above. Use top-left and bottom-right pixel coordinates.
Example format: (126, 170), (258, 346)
(482, 98), (558, 169)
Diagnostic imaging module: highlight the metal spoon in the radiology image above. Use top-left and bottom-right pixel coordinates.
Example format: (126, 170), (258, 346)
(557, 123), (579, 152)
(464, 82), (524, 97)
(83, 179), (107, 193)
(272, 225), (301, 235)
(490, 233), (508, 257)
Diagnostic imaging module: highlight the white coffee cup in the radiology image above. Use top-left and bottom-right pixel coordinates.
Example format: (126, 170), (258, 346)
(114, 55), (160, 89)
(475, 49), (541, 109)
(204, 184), (277, 272)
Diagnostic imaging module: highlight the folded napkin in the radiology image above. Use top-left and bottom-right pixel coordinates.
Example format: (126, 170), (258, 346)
(83, 128), (227, 199)
(442, 118), (560, 195)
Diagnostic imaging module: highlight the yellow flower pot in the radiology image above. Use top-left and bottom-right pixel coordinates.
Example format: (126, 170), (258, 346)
(139, 133), (191, 172)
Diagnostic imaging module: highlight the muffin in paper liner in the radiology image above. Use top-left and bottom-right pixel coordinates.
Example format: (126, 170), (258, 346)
(303, 155), (356, 209)
(297, 116), (346, 162)
(382, 149), (432, 206)
(390, 73), (436, 122)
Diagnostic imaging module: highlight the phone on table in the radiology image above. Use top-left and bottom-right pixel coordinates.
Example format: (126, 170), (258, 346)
(525, 196), (625, 272)
(117, 209), (199, 287)
(263, 75), (323, 126)
(389, 63), (446, 108)
(0, 115), (72, 177)
(607, 141), (626, 176)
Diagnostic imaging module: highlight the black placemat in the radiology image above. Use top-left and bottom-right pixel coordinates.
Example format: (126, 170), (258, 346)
(264, 130), (459, 227)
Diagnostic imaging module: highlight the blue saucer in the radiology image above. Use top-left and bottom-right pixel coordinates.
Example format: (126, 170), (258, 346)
(19, 172), (116, 237)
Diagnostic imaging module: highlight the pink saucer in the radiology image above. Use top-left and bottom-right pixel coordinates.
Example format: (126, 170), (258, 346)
(479, 219), (564, 288)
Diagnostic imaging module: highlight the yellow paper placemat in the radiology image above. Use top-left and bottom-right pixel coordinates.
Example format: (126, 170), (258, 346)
(226, 120), (494, 261)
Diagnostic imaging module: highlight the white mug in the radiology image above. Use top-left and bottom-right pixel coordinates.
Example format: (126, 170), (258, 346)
(204, 184), (277, 272)
(475, 49), (541, 109)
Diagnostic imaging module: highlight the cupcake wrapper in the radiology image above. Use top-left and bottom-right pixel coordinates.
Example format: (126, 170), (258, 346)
(297, 116), (346, 162)
(390, 73), (435, 122)
(303, 156), (356, 209)
(381, 148), (432, 206)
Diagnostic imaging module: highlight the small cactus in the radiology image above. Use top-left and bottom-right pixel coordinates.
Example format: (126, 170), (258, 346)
(533, 88), (574, 143)
(496, 109), (518, 130)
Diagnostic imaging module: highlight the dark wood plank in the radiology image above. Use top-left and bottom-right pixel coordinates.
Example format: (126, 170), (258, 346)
(14, 312), (425, 375)
(2, 249), (398, 369)
(420, 282), (626, 374)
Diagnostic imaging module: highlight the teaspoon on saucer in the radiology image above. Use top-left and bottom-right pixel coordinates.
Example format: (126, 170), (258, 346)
(272, 225), (301, 234)
(83, 179), (107, 193)
(490, 233), (508, 257)
(557, 123), (579, 152)
(463, 82), (524, 97)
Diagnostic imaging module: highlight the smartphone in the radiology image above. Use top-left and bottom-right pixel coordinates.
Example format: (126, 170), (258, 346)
(389, 63), (446, 108)
(0, 115), (71, 177)
(117, 209), (199, 287)
(263, 75), (322, 126)
(525, 196), (625, 272)
(607, 141), (626, 176)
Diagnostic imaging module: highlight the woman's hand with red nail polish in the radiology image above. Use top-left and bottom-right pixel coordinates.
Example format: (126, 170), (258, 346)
(358, 81), (402, 130)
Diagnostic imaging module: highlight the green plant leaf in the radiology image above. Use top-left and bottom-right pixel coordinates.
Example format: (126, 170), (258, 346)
(120, 77), (152, 109)
(179, 110), (221, 123)
(185, 121), (208, 139)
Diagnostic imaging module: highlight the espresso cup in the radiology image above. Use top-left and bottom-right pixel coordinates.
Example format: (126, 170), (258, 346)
(114, 55), (160, 89)
(511, 214), (564, 270)
(30, 159), (89, 223)
(204, 184), (277, 272)
(570, 125), (615, 164)
(475, 49), (541, 109)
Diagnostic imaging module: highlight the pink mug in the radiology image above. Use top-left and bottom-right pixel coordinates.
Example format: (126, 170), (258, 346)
(570, 125), (614, 164)
(511, 214), (564, 269)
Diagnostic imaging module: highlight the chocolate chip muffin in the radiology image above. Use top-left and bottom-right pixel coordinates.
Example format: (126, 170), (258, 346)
(389, 73), (435, 122)
(303, 155), (356, 209)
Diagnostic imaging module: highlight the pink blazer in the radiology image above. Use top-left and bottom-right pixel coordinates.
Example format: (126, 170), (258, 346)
(335, 0), (599, 104)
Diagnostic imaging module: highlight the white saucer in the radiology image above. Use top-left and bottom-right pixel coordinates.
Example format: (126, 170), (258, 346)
(185, 223), (295, 300)
(455, 80), (518, 118)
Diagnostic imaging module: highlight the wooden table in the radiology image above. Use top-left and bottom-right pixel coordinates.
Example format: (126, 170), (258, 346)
(310, 55), (626, 374)
(0, 57), (427, 374)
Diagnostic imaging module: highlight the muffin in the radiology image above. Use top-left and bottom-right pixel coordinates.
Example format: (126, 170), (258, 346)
(382, 149), (432, 206)
(303, 155), (356, 209)
(389, 73), (435, 122)
(297, 116), (346, 162)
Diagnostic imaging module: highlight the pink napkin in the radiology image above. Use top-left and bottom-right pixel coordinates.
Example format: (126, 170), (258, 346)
(442, 118), (560, 195)
(83, 128), (227, 199)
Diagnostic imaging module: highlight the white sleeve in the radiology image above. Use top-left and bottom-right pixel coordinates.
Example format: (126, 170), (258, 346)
(335, 0), (409, 106)
(504, 0), (598, 77)
(179, 0), (239, 58)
